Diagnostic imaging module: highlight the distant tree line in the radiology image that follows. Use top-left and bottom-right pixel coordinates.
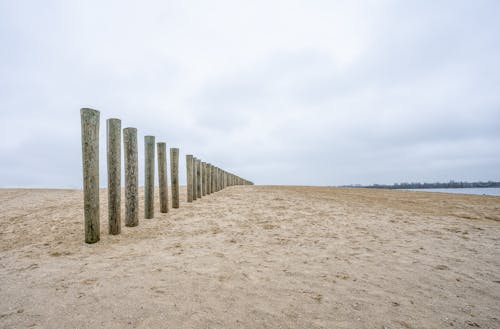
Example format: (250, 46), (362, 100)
(342, 181), (500, 189)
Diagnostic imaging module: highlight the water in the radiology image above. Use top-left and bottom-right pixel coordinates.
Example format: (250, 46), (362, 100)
(404, 187), (500, 196)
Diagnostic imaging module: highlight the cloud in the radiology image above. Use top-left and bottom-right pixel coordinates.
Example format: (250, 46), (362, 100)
(1, 0), (499, 187)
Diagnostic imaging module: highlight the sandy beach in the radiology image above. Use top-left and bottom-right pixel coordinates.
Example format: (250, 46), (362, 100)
(0, 186), (499, 329)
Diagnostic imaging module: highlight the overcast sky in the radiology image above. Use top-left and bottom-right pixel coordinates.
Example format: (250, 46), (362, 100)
(1, 0), (499, 188)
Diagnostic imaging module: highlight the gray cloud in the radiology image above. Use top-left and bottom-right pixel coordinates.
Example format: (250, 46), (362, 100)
(1, 0), (499, 188)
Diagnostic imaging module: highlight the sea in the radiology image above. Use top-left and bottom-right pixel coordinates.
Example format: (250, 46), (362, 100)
(403, 188), (500, 196)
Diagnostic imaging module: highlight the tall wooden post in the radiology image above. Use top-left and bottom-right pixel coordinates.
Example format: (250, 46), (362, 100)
(81, 108), (100, 244)
(193, 157), (197, 201)
(214, 167), (218, 192)
(201, 162), (207, 196)
(144, 136), (155, 219)
(212, 167), (215, 192)
(207, 163), (212, 195)
(218, 168), (221, 191)
(205, 163), (208, 195)
(213, 165), (216, 193)
(157, 142), (169, 213)
(186, 155), (194, 202)
(205, 163), (209, 195)
(123, 127), (138, 227)
(196, 159), (202, 198)
(107, 118), (121, 235)
(170, 148), (179, 208)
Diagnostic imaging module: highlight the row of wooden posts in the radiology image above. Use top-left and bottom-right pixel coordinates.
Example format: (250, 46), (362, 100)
(81, 108), (253, 244)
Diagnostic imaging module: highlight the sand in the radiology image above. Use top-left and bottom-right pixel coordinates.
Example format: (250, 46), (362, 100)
(0, 186), (499, 329)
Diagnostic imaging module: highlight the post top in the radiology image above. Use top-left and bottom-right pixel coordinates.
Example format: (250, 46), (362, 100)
(80, 108), (99, 115)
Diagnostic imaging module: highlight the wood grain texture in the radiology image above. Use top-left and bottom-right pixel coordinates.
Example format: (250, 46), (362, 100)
(144, 136), (155, 219)
(196, 159), (202, 199)
(107, 118), (121, 235)
(170, 148), (179, 208)
(157, 142), (169, 213)
(123, 127), (139, 227)
(186, 155), (194, 202)
(80, 108), (100, 243)
(193, 157), (197, 201)
(201, 162), (207, 196)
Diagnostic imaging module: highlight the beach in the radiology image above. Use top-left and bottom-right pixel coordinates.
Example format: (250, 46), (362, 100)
(1, 186), (499, 329)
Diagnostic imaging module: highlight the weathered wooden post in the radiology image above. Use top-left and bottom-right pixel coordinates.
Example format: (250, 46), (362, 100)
(123, 127), (139, 227)
(170, 148), (179, 208)
(107, 118), (121, 235)
(157, 142), (169, 213)
(213, 167), (217, 192)
(207, 163), (212, 195)
(213, 166), (216, 192)
(196, 159), (202, 198)
(144, 136), (155, 219)
(205, 163), (209, 195)
(81, 108), (100, 244)
(186, 155), (194, 202)
(217, 167), (221, 191)
(201, 162), (207, 196)
(206, 163), (210, 194)
(212, 165), (215, 193)
(193, 157), (197, 201)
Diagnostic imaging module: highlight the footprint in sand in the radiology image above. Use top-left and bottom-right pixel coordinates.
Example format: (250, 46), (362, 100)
(434, 264), (450, 271)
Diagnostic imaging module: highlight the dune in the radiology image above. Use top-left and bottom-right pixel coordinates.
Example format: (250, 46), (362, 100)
(0, 186), (499, 328)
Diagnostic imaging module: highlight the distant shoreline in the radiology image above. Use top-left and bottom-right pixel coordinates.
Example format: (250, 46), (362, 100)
(343, 181), (500, 190)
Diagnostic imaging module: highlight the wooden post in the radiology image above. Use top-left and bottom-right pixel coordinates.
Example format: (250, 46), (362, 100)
(80, 108), (100, 244)
(211, 165), (215, 193)
(201, 162), (207, 196)
(214, 167), (218, 192)
(205, 163), (209, 195)
(218, 168), (222, 191)
(196, 159), (202, 198)
(144, 136), (155, 219)
(157, 142), (169, 213)
(186, 155), (194, 202)
(123, 127), (138, 227)
(107, 118), (121, 235)
(207, 163), (212, 195)
(170, 148), (179, 208)
(217, 167), (220, 191)
(193, 157), (197, 201)
(213, 165), (216, 193)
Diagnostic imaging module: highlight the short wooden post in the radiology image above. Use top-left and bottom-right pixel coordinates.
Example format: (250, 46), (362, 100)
(170, 148), (179, 208)
(196, 159), (202, 198)
(193, 157), (197, 201)
(144, 136), (155, 219)
(157, 142), (169, 213)
(81, 108), (100, 244)
(186, 155), (194, 202)
(123, 127), (139, 227)
(107, 118), (121, 235)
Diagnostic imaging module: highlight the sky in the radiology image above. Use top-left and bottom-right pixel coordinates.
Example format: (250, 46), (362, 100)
(1, 0), (499, 188)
